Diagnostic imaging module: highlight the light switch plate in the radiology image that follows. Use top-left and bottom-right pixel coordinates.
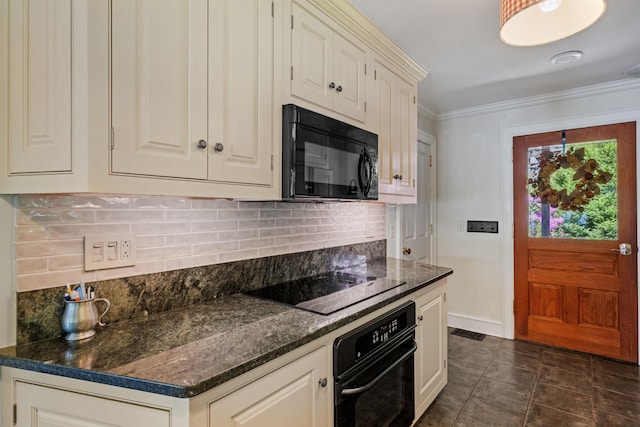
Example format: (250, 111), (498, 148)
(84, 234), (136, 270)
(467, 221), (499, 233)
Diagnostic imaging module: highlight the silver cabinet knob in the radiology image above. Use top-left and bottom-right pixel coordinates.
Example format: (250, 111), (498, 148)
(336, 85), (342, 93)
(329, 82), (336, 89)
(214, 143), (224, 152)
(318, 378), (328, 388)
(197, 139), (207, 150)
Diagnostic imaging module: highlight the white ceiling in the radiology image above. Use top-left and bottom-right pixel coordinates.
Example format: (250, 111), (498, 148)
(348, 0), (640, 115)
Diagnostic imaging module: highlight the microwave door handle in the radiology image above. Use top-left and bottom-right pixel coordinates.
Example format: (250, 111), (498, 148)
(358, 150), (373, 196)
(340, 341), (417, 398)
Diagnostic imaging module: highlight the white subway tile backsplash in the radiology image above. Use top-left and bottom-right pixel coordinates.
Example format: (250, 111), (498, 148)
(219, 209), (258, 220)
(218, 229), (260, 242)
(218, 249), (260, 263)
(16, 240), (83, 258)
(15, 225), (49, 241)
(48, 254), (84, 271)
(13, 195), (386, 291)
(16, 258), (48, 275)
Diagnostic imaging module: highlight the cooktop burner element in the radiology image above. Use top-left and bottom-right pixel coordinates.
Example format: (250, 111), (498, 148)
(246, 270), (406, 315)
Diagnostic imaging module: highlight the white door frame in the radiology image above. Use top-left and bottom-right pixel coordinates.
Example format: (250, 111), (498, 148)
(500, 110), (640, 342)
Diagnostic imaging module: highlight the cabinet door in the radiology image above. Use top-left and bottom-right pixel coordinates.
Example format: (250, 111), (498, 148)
(332, 34), (366, 123)
(208, 0), (276, 186)
(414, 282), (447, 419)
(290, 3), (334, 112)
(372, 60), (395, 194)
(209, 346), (330, 427)
(8, 0), (72, 174)
(393, 77), (417, 197)
(372, 59), (417, 200)
(15, 381), (170, 427)
(111, 0), (208, 179)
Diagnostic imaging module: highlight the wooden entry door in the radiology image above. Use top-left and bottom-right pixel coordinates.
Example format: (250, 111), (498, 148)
(513, 122), (638, 363)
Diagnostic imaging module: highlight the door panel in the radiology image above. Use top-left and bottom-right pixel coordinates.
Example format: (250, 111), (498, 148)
(111, 0), (208, 179)
(291, 3), (333, 111)
(9, 0), (72, 173)
(209, 0), (275, 185)
(333, 34), (366, 122)
(402, 141), (433, 261)
(513, 122), (637, 362)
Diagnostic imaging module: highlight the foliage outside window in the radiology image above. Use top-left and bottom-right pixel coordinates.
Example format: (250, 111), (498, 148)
(527, 140), (617, 240)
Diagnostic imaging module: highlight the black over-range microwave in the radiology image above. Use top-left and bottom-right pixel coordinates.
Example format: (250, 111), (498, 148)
(282, 104), (378, 201)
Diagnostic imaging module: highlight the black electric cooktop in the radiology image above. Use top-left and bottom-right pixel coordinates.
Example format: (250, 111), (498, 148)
(246, 270), (406, 315)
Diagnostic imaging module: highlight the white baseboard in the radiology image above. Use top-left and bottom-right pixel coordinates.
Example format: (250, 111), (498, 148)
(448, 312), (505, 338)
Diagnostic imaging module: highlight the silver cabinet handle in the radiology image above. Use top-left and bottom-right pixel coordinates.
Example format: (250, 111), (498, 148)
(611, 243), (633, 256)
(197, 139), (207, 150)
(329, 82), (336, 89)
(214, 143), (224, 152)
(318, 378), (327, 388)
(336, 85), (342, 93)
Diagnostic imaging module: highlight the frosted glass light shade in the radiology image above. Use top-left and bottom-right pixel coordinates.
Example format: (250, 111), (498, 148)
(500, 0), (606, 46)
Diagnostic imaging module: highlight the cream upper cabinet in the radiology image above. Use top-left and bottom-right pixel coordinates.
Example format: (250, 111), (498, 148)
(208, 346), (330, 427)
(414, 279), (448, 419)
(7, 0), (72, 174)
(208, 0), (278, 186)
(0, 0), (424, 198)
(111, 0), (209, 180)
(290, 2), (366, 123)
(111, 0), (277, 187)
(371, 57), (418, 203)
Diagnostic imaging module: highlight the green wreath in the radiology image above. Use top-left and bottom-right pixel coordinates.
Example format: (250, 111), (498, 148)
(529, 147), (613, 211)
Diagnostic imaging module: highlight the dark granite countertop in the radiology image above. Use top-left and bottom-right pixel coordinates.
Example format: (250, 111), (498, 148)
(0, 258), (452, 398)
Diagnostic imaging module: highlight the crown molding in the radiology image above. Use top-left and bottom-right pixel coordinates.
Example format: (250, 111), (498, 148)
(418, 104), (438, 122)
(306, 0), (427, 83)
(437, 78), (640, 121)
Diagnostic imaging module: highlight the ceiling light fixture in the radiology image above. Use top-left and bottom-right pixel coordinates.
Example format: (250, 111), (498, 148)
(550, 50), (583, 65)
(500, 0), (606, 47)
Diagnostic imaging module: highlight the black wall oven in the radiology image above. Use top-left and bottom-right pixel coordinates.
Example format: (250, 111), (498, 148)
(282, 104), (378, 201)
(334, 301), (416, 427)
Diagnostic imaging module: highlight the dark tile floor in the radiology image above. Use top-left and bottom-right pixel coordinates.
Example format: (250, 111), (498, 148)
(415, 329), (640, 426)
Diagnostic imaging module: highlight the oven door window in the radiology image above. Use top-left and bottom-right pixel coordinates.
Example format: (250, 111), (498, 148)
(335, 340), (415, 427)
(295, 126), (371, 199)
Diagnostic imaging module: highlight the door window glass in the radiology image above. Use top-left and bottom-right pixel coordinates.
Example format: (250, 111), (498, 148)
(527, 139), (617, 239)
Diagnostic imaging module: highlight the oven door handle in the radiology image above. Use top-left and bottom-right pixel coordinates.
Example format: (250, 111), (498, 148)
(340, 340), (417, 398)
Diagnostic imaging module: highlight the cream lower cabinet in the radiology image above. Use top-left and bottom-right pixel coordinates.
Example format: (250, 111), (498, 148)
(208, 345), (330, 427)
(13, 380), (173, 427)
(2, 345), (330, 427)
(290, 1), (367, 124)
(111, 0), (279, 188)
(414, 279), (448, 420)
(370, 57), (418, 204)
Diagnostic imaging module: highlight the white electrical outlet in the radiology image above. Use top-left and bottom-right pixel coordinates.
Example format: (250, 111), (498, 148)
(84, 234), (137, 271)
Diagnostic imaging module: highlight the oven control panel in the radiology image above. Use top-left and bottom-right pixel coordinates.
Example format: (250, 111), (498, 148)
(356, 316), (405, 360)
(333, 301), (416, 376)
